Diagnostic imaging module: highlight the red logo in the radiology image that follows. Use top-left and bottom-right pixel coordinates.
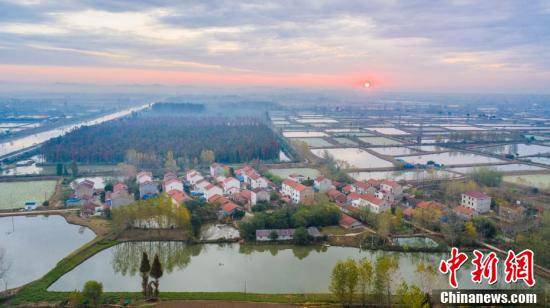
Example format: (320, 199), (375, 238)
(504, 249), (535, 287)
(439, 247), (468, 288)
(471, 250), (499, 284)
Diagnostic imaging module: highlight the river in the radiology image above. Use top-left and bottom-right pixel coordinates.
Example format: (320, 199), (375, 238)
(0, 104), (150, 158)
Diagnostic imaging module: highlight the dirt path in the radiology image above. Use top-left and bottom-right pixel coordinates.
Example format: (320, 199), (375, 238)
(156, 300), (299, 308)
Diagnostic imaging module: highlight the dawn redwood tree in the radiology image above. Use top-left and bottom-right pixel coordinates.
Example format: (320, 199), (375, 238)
(150, 254), (163, 298)
(139, 252), (151, 296)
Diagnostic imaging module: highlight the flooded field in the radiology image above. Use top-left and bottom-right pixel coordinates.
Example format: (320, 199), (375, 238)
(358, 136), (403, 146)
(48, 242), (541, 293)
(268, 168), (320, 179)
(366, 127), (410, 135)
(0, 180), (57, 209)
(408, 145), (448, 152)
(369, 146), (418, 156)
(290, 137), (333, 147)
(349, 169), (459, 182)
(311, 148), (394, 169)
(0, 215), (95, 288)
(397, 151), (504, 166)
(477, 143), (550, 157)
(447, 164), (547, 174)
(333, 137), (358, 146)
(282, 131), (327, 138)
(524, 157), (550, 165)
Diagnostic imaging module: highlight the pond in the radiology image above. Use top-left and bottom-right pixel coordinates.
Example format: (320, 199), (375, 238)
(282, 131), (327, 138)
(311, 148), (394, 169)
(290, 137), (333, 148)
(359, 136), (403, 146)
(394, 237), (439, 248)
(369, 146), (418, 156)
(396, 152), (504, 166)
(49, 242), (544, 293)
(0, 180), (57, 210)
(349, 170), (459, 182)
(503, 174), (550, 190)
(0, 215), (95, 289)
(366, 127), (410, 135)
(333, 137), (358, 146)
(477, 143), (550, 157)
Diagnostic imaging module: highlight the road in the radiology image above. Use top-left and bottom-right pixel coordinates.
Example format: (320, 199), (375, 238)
(0, 208), (78, 217)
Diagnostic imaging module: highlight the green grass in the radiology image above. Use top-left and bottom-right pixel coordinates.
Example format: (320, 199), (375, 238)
(0, 180), (57, 209)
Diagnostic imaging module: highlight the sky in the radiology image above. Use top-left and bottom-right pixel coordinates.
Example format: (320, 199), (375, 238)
(0, 0), (549, 93)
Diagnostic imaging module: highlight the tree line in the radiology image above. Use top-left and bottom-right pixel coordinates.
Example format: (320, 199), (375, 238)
(41, 116), (281, 165)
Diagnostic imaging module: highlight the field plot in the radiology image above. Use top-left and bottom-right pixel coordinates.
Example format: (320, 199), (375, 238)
(290, 137), (333, 147)
(359, 136), (403, 146)
(268, 168), (320, 179)
(524, 157), (550, 165)
(408, 145), (448, 152)
(283, 131), (327, 138)
(369, 146), (417, 156)
(504, 174), (550, 190)
(349, 169), (458, 182)
(447, 164), (546, 174)
(334, 137), (358, 146)
(445, 125), (487, 131)
(397, 151), (504, 166)
(0, 180), (57, 209)
(311, 148), (393, 169)
(296, 118), (338, 123)
(366, 127), (410, 135)
(477, 143), (550, 157)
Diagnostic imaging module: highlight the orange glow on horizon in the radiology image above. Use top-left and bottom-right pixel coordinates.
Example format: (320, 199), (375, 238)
(0, 64), (389, 90)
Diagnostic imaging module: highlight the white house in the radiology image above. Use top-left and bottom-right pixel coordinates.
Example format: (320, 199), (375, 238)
(250, 175), (269, 189)
(136, 171), (153, 184)
(163, 178), (183, 193)
(186, 170), (204, 185)
(204, 184), (223, 200)
(314, 176), (332, 192)
(222, 177), (241, 195)
(281, 179), (313, 204)
(461, 191), (491, 214)
(287, 173), (306, 183)
(194, 179), (211, 193)
(380, 179), (403, 200)
(352, 194), (389, 214)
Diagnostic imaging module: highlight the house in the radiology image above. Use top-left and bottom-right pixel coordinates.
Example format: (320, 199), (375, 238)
(380, 180), (403, 197)
(167, 189), (189, 206)
(194, 179), (211, 193)
(461, 191), (491, 214)
(139, 181), (158, 199)
(204, 184), (223, 200)
(339, 214), (362, 229)
(210, 163), (225, 178)
(106, 184), (134, 208)
(256, 229), (295, 241)
(248, 173), (269, 189)
(342, 185), (353, 195)
(253, 188), (270, 203)
(415, 201), (446, 220)
(163, 178), (183, 193)
(454, 205), (474, 220)
(222, 177), (241, 195)
(287, 173), (306, 183)
(186, 170), (204, 185)
(163, 172), (177, 181)
(351, 180), (377, 195)
(136, 171), (153, 184)
(218, 201), (242, 218)
(281, 179), (314, 204)
(314, 176), (333, 192)
(327, 188), (346, 204)
(75, 180), (95, 199)
(351, 194), (389, 214)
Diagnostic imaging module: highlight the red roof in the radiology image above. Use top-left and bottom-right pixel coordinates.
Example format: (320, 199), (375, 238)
(168, 190), (188, 203)
(381, 179), (399, 188)
(464, 191), (489, 199)
(353, 181), (371, 191)
(455, 205), (474, 216)
(240, 190), (253, 200)
(342, 185), (353, 194)
(283, 179), (308, 192)
(339, 214), (360, 228)
(417, 201), (444, 211)
(113, 182), (127, 193)
(221, 202), (239, 213)
(79, 179), (95, 189)
(360, 194), (384, 206)
(164, 178), (182, 185)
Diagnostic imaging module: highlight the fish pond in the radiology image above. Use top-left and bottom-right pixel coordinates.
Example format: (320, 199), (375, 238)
(0, 180), (57, 210)
(48, 242), (545, 293)
(0, 215), (95, 289)
(311, 148), (394, 169)
(349, 169), (459, 182)
(397, 152), (504, 166)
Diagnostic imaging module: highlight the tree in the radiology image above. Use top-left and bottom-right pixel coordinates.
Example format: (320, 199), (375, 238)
(164, 150), (179, 172)
(82, 280), (103, 307)
(140, 252), (151, 296)
(68, 289), (84, 307)
(465, 221), (477, 238)
(294, 226), (310, 245)
(200, 149), (215, 165)
(70, 160), (79, 178)
(330, 259), (358, 307)
(357, 258), (373, 306)
(269, 230), (279, 241)
(470, 167), (503, 187)
(374, 255), (399, 305)
(396, 282), (429, 308)
(473, 217), (497, 240)
(150, 254), (163, 298)
(56, 163), (63, 176)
